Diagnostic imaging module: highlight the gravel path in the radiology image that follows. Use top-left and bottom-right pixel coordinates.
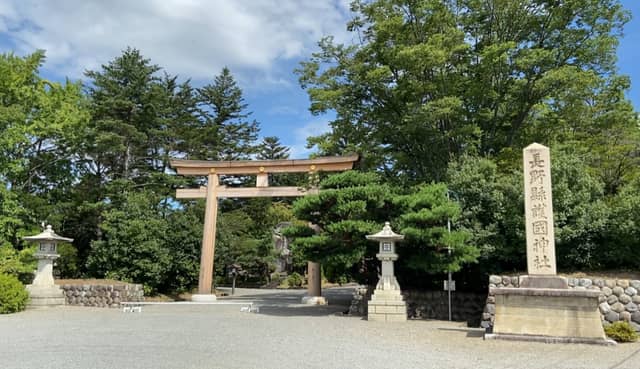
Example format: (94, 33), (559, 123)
(1, 287), (638, 369)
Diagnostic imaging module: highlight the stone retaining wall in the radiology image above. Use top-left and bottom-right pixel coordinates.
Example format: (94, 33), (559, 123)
(60, 283), (144, 308)
(349, 286), (485, 323)
(481, 275), (640, 332)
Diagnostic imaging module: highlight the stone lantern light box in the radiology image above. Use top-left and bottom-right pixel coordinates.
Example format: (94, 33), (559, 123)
(22, 225), (73, 306)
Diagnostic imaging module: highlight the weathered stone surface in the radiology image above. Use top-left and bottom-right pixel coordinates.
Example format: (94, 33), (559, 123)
(510, 276), (519, 287)
(482, 312), (492, 320)
(519, 276), (568, 289)
(579, 279), (592, 288)
(492, 291), (606, 340)
(486, 296), (495, 304)
(593, 279), (605, 288)
(617, 280), (629, 288)
(633, 295), (640, 304)
(489, 275), (502, 285)
(485, 304), (495, 314)
(625, 287), (637, 296)
(607, 295), (618, 305)
(631, 322), (640, 333)
(602, 286), (612, 296)
(61, 283), (143, 308)
(611, 302), (625, 313)
(502, 276), (511, 286)
(612, 286), (625, 297)
(619, 294), (632, 304)
(604, 280), (616, 289)
(620, 311), (631, 322)
(630, 280), (640, 290)
(626, 302), (638, 313)
(567, 278), (577, 287)
(599, 302), (611, 314)
(632, 311), (640, 324)
(598, 295), (606, 303)
(605, 311), (619, 323)
(523, 144), (557, 275)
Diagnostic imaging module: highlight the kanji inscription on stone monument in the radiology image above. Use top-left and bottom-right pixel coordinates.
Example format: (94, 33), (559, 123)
(523, 143), (556, 275)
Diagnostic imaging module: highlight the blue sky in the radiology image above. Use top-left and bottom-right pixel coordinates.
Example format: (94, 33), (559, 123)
(1, 0), (639, 158)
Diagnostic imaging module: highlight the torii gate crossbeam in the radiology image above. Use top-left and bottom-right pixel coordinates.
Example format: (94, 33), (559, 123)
(170, 155), (358, 302)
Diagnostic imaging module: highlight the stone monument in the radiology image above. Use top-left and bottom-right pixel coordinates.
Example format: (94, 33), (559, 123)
(486, 143), (613, 345)
(23, 225), (72, 307)
(366, 222), (407, 322)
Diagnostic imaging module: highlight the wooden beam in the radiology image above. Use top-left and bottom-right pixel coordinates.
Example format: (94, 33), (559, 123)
(176, 186), (319, 199)
(170, 155), (358, 176)
(256, 173), (269, 187)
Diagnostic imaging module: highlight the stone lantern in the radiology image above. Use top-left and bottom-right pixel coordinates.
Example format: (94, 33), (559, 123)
(23, 225), (72, 306)
(366, 222), (407, 322)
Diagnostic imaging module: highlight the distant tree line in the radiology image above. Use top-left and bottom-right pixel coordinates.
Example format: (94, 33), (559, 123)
(0, 48), (293, 293)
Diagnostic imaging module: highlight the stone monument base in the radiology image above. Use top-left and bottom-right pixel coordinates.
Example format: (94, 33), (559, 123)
(26, 285), (66, 307)
(191, 294), (217, 302)
(519, 275), (568, 289)
(486, 287), (615, 345)
(367, 289), (407, 322)
(301, 295), (328, 305)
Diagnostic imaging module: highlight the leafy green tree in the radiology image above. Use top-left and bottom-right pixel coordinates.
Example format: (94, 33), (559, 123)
(0, 51), (89, 194)
(298, 0), (634, 185)
(606, 178), (640, 269)
(550, 147), (610, 269)
(86, 191), (172, 292)
(163, 202), (204, 292)
(447, 155), (524, 271)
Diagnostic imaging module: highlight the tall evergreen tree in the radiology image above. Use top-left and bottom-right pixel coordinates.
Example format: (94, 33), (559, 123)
(84, 47), (162, 182)
(195, 67), (259, 161)
(257, 136), (290, 160)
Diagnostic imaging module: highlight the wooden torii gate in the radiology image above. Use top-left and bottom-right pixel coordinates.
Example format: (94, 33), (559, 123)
(170, 155), (358, 302)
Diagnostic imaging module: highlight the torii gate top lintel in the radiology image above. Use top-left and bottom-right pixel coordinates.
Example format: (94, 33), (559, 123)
(169, 154), (359, 176)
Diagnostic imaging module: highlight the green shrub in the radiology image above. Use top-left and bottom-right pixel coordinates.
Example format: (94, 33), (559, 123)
(285, 272), (304, 288)
(0, 273), (29, 313)
(605, 321), (638, 342)
(0, 244), (36, 284)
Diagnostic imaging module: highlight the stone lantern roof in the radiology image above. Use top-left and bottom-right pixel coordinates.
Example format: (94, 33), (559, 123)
(23, 225), (73, 243)
(366, 222), (404, 242)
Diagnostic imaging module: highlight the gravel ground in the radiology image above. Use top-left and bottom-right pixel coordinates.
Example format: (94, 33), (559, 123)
(1, 287), (638, 369)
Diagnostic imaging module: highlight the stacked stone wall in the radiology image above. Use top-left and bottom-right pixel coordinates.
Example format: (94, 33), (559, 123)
(482, 275), (640, 332)
(349, 286), (485, 323)
(60, 283), (144, 308)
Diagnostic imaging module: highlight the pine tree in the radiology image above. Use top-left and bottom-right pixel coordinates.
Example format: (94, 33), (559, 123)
(257, 136), (290, 160)
(195, 67), (259, 161)
(84, 47), (162, 181)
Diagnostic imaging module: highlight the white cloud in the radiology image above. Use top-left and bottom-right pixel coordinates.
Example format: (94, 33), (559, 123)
(0, 0), (353, 85)
(288, 119), (332, 158)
